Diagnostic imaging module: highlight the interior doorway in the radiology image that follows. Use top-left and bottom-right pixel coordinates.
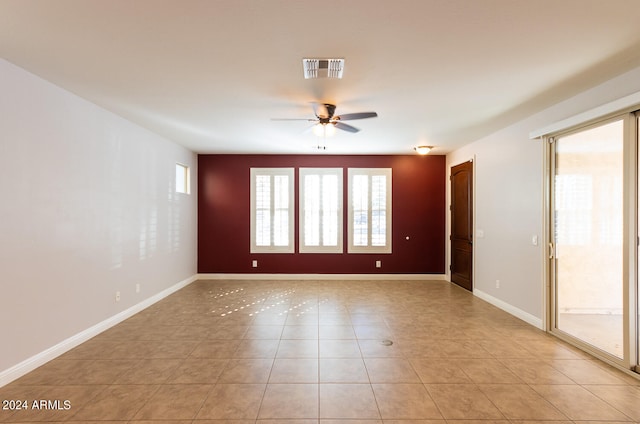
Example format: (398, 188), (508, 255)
(450, 160), (473, 291)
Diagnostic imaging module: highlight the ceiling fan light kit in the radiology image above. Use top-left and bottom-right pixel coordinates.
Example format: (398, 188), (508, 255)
(312, 122), (336, 137)
(303, 58), (344, 79)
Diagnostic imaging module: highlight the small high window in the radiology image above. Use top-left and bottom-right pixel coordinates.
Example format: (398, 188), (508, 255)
(176, 163), (190, 194)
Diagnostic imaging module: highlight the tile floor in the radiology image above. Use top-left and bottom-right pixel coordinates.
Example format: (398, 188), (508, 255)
(1, 279), (639, 423)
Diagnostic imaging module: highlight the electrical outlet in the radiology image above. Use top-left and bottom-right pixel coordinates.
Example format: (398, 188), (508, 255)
(115, 291), (121, 302)
(135, 284), (140, 293)
(376, 260), (382, 268)
(495, 280), (500, 289)
(252, 260), (258, 268)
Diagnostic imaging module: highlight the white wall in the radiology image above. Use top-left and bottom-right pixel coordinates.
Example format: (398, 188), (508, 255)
(0, 60), (197, 379)
(446, 65), (640, 327)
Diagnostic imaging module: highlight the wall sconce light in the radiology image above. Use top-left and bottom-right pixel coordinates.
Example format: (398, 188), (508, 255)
(414, 145), (433, 155)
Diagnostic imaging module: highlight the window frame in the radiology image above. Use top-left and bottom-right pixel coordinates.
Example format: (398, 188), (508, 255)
(250, 167), (295, 253)
(347, 168), (392, 253)
(299, 167), (344, 253)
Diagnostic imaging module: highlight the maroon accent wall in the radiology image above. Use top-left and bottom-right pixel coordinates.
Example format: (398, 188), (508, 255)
(198, 155), (445, 274)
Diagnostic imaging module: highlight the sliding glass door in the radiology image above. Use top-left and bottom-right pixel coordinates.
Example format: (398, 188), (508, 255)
(549, 112), (640, 373)
(551, 118), (625, 358)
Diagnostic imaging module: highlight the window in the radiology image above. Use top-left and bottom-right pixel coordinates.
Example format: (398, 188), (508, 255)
(250, 168), (294, 253)
(348, 168), (392, 253)
(175, 163), (190, 194)
(299, 168), (343, 253)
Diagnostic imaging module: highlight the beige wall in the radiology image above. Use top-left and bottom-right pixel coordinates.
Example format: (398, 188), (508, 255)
(446, 64), (640, 327)
(0, 60), (198, 379)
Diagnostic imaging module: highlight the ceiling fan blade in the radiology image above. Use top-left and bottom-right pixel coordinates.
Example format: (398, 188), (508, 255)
(334, 122), (360, 133)
(271, 118), (317, 121)
(337, 112), (378, 121)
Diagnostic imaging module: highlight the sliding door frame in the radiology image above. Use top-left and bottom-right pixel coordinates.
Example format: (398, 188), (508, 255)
(633, 112), (640, 373)
(545, 110), (639, 374)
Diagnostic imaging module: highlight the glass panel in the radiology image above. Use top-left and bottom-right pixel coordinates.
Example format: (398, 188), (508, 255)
(176, 164), (188, 193)
(304, 175), (320, 246)
(322, 174), (338, 246)
(255, 175), (271, 246)
(353, 175), (368, 246)
(273, 175), (289, 247)
(555, 119), (624, 358)
(273, 210), (289, 246)
(255, 210), (270, 246)
(371, 175), (387, 246)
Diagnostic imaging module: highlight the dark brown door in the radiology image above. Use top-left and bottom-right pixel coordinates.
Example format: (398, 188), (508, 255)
(450, 160), (473, 291)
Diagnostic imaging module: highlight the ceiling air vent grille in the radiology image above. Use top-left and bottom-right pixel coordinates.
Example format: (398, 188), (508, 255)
(303, 58), (344, 79)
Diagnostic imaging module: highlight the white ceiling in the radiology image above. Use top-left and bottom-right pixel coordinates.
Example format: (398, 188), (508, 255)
(2, 0), (640, 155)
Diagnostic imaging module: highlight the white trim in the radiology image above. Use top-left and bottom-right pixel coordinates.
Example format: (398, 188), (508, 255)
(474, 288), (544, 329)
(529, 90), (640, 139)
(197, 273), (448, 281)
(348, 168), (393, 254)
(250, 167), (295, 254)
(299, 167), (344, 253)
(0, 274), (198, 388)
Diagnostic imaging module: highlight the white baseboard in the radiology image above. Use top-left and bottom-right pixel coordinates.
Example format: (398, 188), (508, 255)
(473, 288), (544, 329)
(0, 274), (198, 388)
(196, 273), (448, 281)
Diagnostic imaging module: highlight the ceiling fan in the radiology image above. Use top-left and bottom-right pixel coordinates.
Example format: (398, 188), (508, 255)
(273, 103), (378, 135)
